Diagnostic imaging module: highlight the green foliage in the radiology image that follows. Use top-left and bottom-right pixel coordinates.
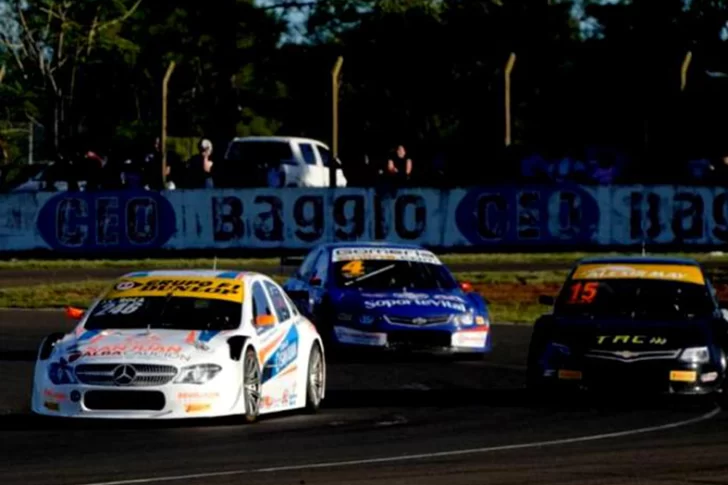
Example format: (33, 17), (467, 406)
(1, 0), (728, 170)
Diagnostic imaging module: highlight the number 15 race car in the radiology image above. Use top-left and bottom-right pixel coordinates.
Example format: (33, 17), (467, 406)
(527, 257), (728, 400)
(31, 270), (326, 421)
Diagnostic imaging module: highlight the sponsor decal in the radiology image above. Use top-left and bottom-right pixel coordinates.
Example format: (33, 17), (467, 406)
(67, 343), (191, 362)
(557, 370), (583, 380)
(332, 247), (441, 264)
(184, 403), (211, 413)
(363, 298), (467, 312)
(177, 392), (220, 400)
(262, 326), (299, 384)
(106, 277), (244, 302)
(572, 264), (705, 285)
(670, 370), (697, 382)
(43, 389), (67, 401)
(596, 335), (668, 345)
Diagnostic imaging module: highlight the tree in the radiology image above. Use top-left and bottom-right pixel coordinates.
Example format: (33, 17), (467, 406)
(0, 0), (143, 150)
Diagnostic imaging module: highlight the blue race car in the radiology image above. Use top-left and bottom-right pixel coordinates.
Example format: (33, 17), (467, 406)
(282, 242), (492, 354)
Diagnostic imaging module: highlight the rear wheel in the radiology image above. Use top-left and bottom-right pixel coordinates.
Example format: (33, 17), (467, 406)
(305, 343), (325, 413)
(243, 347), (261, 423)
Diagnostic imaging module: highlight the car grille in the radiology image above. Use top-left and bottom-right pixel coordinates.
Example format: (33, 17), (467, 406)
(584, 349), (681, 363)
(84, 390), (166, 411)
(75, 364), (178, 387)
(385, 315), (452, 326)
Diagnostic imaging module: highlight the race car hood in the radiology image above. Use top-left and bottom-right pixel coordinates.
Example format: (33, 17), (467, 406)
(51, 327), (233, 364)
(546, 317), (712, 352)
(330, 288), (477, 317)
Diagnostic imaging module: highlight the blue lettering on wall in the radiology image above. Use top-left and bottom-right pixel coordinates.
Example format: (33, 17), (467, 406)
(36, 191), (175, 252)
(454, 185), (600, 246)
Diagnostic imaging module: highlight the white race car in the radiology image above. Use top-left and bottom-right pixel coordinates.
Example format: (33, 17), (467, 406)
(31, 270), (326, 420)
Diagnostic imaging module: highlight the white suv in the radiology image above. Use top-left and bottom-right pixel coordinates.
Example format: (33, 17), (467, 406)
(222, 136), (347, 188)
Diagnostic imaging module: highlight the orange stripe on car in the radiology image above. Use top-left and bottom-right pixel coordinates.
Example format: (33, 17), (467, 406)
(258, 332), (285, 363)
(186, 331), (197, 344)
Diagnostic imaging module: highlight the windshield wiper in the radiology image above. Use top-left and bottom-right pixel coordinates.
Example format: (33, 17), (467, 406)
(344, 264), (396, 287)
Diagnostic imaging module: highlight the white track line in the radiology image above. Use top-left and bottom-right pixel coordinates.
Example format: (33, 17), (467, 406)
(76, 407), (721, 485)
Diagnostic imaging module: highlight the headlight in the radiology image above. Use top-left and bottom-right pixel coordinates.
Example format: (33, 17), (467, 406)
(679, 347), (710, 364)
(48, 362), (77, 385)
(454, 313), (474, 325)
(174, 364), (222, 384)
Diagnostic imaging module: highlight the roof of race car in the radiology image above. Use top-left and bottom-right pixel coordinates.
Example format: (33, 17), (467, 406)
(576, 256), (700, 267)
(120, 270), (256, 279)
(322, 241), (426, 251)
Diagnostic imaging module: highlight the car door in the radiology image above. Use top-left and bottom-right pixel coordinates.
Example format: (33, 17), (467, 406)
(262, 278), (299, 410)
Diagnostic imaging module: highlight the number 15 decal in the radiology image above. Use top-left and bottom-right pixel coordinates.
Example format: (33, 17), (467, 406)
(569, 282), (598, 303)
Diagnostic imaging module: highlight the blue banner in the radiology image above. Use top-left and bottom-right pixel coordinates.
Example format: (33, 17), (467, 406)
(1, 185), (728, 253)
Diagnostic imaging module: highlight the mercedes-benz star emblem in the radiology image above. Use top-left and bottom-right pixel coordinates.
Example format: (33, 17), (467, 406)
(112, 364), (137, 385)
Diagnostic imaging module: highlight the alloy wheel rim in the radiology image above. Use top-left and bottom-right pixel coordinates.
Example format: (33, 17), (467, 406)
(244, 352), (261, 416)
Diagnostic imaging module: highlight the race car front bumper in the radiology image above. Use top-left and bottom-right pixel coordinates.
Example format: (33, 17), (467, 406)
(332, 325), (491, 353)
(32, 364), (244, 419)
(539, 360), (724, 395)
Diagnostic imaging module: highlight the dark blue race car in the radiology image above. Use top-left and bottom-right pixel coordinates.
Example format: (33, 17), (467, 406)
(282, 243), (492, 354)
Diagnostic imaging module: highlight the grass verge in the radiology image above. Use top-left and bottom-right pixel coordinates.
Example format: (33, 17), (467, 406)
(0, 272), (566, 323)
(3, 251), (728, 271)
(4, 270), (728, 324)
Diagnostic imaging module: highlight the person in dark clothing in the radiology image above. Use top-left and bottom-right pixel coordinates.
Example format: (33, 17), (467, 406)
(142, 137), (169, 190)
(186, 138), (214, 189)
(386, 144), (413, 185)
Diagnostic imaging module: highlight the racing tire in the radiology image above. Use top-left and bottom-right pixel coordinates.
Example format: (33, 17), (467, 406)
(305, 343), (325, 413)
(242, 347), (262, 423)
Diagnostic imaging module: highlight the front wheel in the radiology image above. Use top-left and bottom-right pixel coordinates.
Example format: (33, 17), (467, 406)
(243, 347), (262, 423)
(305, 343), (325, 413)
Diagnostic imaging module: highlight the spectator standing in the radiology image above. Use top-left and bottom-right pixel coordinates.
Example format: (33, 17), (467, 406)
(387, 144), (413, 185)
(186, 139), (215, 189)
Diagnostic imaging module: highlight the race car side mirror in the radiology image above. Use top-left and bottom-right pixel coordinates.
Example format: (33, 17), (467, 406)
(65, 306), (84, 320)
(255, 315), (276, 327)
(460, 281), (473, 292)
(539, 295), (555, 306)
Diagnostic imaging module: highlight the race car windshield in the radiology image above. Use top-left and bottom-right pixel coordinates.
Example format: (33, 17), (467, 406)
(553, 279), (716, 320)
(83, 296), (241, 331)
(332, 260), (458, 290)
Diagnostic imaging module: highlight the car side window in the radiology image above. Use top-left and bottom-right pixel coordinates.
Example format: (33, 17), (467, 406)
(311, 250), (329, 284)
(298, 249), (320, 280)
(316, 145), (331, 167)
(251, 281), (275, 321)
(299, 143), (318, 165)
(264, 281), (292, 322)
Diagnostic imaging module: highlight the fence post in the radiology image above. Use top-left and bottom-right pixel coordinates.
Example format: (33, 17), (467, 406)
(330, 56), (344, 188)
(161, 61), (176, 187)
(504, 52), (517, 147)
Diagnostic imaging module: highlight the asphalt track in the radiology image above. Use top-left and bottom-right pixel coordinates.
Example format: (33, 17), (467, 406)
(3, 268), (728, 484)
